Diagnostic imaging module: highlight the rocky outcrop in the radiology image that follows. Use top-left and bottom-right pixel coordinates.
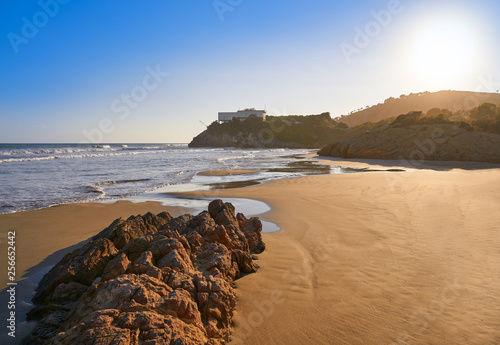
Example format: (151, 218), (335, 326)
(24, 200), (265, 345)
(188, 131), (309, 148)
(318, 123), (500, 164)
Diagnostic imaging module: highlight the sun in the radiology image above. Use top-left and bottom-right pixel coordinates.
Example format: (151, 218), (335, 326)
(411, 18), (477, 85)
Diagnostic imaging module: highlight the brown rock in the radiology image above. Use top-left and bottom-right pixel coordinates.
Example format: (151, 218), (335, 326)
(25, 200), (265, 345)
(128, 251), (155, 275)
(120, 236), (152, 262)
(102, 253), (131, 282)
(49, 281), (88, 303)
(236, 213), (265, 254)
(33, 238), (118, 303)
(157, 248), (194, 274)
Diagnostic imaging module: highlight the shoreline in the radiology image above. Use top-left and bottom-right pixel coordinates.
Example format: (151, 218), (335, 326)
(2, 160), (500, 344)
(196, 169), (260, 176)
(175, 159), (500, 344)
(0, 201), (190, 343)
(0, 201), (189, 287)
(311, 153), (500, 171)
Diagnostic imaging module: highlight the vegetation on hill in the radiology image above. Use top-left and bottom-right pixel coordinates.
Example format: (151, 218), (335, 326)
(318, 103), (500, 164)
(387, 103), (500, 134)
(337, 91), (500, 127)
(190, 113), (356, 148)
(190, 100), (500, 148)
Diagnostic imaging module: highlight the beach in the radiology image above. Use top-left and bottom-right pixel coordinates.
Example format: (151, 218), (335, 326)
(0, 201), (187, 288)
(2, 157), (500, 344)
(184, 158), (500, 344)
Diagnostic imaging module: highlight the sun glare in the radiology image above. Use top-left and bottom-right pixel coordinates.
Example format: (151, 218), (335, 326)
(411, 18), (477, 85)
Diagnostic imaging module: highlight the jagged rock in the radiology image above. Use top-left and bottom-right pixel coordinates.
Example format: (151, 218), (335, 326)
(102, 253), (131, 282)
(120, 236), (152, 262)
(237, 213), (265, 254)
(157, 248), (194, 274)
(149, 237), (187, 260)
(163, 214), (194, 235)
(195, 275), (237, 339)
(33, 238), (118, 304)
(24, 200), (265, 345)
(95, 212), (171, 249)
(232, 249), (259, 274)
(49, 282), (88, 303)
(128, 250), (155, 275)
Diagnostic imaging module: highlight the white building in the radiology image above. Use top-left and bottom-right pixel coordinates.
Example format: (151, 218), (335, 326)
(218, 108), (266, 123)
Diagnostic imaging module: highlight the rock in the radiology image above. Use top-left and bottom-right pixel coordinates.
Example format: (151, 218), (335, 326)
(128, 251), (155, 275)
(49, 282), (88, 303)
(25, 200), (265, 345)
(208, 200), (250, 252)
(148, 237), (186, 260)
(120, 236), (152, 262)
(232, 249), (259, 274)
(33, 238), (118, 304)
(161, 288), (202, 324)
(195, 275), (237, 339)
(94, 212), (170, 249)
(318, 123), (500, 164)
(237, 213), (265, 254)
(198, 243), (239, 279)
(102, 253), (131, 282)
(157, 248), (194, 274)
(162, 214), (194, 235)
(188, 129), (318, 149)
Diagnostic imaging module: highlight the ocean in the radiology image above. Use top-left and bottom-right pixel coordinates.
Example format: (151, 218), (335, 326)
(0, 143), (341, 214)
(0, 143), (353, 343)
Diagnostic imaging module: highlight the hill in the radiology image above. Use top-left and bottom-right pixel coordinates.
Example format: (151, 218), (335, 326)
(337, 91), (500, 127)
(319, 106), (500, 164)
(189, 113), (355, 148)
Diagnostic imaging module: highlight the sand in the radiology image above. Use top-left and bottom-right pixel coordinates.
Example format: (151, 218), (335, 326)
(2, 159), (500, 344)
(0, 201), (187, 287)
(184, 161), (500, 345)
(197, 169), (259, 176)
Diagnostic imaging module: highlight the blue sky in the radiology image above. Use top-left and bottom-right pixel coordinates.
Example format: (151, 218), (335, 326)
(1, 0), (499, 143)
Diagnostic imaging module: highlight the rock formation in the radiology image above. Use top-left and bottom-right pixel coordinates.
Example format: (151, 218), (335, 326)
(318, 123), (500, 164)
(188, 131), (309, 149)
(24, 200), (265, 345)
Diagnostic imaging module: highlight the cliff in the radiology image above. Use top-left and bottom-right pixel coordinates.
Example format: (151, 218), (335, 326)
(318, 122), (500, 164)
(189, 113), (352, 148)
(24, 200), (265, 345)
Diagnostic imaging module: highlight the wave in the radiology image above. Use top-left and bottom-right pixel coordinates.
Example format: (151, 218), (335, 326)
(0, 147), (120, 156)
(172, 170), (190, 176)
(0, 150), (173, 163)
(97, 179), (151, 186)
(216, 153), (256, 164)
(86, 185), (105, 194)
(0, 146), (230, 164)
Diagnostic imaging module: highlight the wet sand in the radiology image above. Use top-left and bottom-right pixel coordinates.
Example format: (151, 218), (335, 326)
(197, 169), (259, 176)
(0, 201), (187, 287)
(2, 159), (500, 344)
(183, 160), (500, 344)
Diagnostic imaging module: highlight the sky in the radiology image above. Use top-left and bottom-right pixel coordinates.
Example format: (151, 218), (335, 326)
(1, 0), (500, 143)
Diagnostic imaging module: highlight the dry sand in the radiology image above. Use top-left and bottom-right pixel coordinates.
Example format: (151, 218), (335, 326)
(0, 201), (187, 287)
(185, 162), (500, 345)
(197, 169), (259, 176)
(2, 159), (500, 344)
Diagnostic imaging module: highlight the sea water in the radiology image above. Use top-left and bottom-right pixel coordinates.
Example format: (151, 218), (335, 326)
(0, 143), (342, 214)
(0, 143), (348, 343)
